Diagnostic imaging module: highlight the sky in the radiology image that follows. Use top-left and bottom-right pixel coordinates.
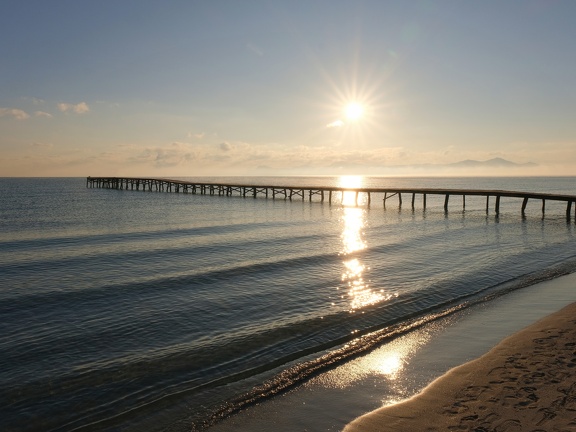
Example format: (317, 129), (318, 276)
(1, 0), (576, 177)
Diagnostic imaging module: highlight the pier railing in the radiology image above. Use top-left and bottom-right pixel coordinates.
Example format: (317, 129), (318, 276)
(87, 177), (576, 220)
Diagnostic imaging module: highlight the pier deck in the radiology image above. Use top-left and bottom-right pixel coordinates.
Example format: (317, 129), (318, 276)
(87, 177), (576, 220)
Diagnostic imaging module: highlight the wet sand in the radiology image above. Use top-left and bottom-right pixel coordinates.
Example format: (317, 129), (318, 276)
(344, 302), (576, 432)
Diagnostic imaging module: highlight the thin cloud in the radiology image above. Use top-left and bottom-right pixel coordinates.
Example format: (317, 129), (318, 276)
(246, 43), (264, 56)
(30, 142), (54, 148)
(187, 131), (206, 139)
(0, 108), (30, 120)
(133, 142), (198, 168)
(219, 142), (233, 152)
(35, 111), (53, 118)
(57, 102), (90, 114)
(326, 119), (344, 128)
(20, 97), (45, 105)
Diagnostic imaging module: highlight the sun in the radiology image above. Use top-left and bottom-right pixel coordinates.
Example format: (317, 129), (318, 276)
(344, 102), (364, 121)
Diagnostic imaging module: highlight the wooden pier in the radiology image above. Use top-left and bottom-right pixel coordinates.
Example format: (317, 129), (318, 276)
(86, 177), (576, 220)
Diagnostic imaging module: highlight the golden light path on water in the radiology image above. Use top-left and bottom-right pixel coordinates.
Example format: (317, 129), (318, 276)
(338, 176), (393, 312)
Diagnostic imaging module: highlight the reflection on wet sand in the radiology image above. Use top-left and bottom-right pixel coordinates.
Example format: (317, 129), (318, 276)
(311, 328), (432, 394)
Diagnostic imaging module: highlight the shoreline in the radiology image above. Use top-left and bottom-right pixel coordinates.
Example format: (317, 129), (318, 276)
(344, 301), (576, 432)
(207, 272), (576, 432)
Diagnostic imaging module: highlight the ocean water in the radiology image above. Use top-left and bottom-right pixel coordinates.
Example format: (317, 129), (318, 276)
(1, 176), (575, 431)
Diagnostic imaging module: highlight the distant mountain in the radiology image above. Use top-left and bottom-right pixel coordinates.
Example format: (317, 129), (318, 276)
(448, 157), (537, 168)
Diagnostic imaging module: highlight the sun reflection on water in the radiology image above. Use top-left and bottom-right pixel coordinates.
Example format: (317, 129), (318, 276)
(338, 180), (392, 311)
(372, 352), (404, 377)
(341, 207), (366, 254)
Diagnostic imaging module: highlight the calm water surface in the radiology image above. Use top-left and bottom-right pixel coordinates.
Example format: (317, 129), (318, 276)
(1, 176), (575, 431)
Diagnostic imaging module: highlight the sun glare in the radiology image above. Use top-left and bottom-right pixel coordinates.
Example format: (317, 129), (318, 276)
(344, 103), (364, 121)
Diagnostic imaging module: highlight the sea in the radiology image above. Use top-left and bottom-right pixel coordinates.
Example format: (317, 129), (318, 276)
(1, 176), (575, 432)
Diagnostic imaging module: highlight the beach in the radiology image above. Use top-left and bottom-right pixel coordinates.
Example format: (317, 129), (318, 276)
(345, 302), (576, 432)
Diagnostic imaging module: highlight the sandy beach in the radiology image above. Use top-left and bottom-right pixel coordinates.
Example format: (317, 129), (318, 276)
(344, 302), (576, 432)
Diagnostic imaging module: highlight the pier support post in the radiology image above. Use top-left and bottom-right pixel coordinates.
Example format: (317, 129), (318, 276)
(542, 199), (546, 215)
(486, 196), (490, 214)
(355, 191), (359, 206)
(411, 193), (415, 210)
(495, 196), (501, 215)
(383, 192), (387, 209)
(444, 194), (449, 212)
(463, 195), (466, 210)
(522, 197), (529, 215)
(367, 192), (371, 206)
(329, 190), (332, 204)
(423, 194), (427, 210)
(567, 201), (572, 220)
(398, 193), (402, 208)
